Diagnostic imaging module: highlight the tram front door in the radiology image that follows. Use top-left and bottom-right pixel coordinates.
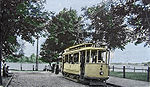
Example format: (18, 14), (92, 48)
(80, 51), (85, 79)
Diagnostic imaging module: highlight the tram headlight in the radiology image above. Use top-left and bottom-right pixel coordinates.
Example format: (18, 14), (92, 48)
(100, 71), (104, 75)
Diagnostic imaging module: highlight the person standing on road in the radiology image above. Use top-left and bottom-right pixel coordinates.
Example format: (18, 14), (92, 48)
(2, 59), (6, 77)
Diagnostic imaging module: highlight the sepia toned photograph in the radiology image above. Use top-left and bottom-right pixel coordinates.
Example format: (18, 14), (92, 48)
(0, 0), (150, 87)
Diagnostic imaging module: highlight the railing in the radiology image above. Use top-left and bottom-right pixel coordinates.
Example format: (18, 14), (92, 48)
(111, 66), (148, 72)
(110, 65), (150, 82)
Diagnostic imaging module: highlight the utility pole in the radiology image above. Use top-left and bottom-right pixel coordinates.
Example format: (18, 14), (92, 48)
(36, 36), (39, 71)
(20, 49), (23, 71)
(19, 41), (25, 71)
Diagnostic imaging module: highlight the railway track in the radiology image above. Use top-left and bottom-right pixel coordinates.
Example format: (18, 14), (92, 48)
(63, 76), (121, 87)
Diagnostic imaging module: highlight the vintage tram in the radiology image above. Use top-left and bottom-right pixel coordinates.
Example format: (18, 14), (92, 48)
(61, 43), (110, 84)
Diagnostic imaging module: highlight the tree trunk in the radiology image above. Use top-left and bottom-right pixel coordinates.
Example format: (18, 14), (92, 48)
(0, 35), (3, 85)
(0, 0), (3, 84)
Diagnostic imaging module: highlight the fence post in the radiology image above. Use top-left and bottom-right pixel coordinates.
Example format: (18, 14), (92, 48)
(123, 66), (125, 78)
(20, 64), (22, 71)
(112, 65), (114, 72)
(33, 65), (34, 71)
(147, 67), (150, 82)
(134, 67), (135, 72)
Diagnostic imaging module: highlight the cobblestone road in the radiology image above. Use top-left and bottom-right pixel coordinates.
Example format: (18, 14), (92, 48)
(9, 71), (116, 87)
(9, 71), (88, 87)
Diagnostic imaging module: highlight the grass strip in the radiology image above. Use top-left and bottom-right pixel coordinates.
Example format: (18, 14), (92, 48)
(110, 71), (147, 81)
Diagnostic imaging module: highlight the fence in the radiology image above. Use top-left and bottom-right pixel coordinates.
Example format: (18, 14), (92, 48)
(6, 62), (50, 71)
(110, 65), (150, 82)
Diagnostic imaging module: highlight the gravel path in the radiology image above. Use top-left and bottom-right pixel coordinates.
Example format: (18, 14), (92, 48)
(9, 71), (88, 87)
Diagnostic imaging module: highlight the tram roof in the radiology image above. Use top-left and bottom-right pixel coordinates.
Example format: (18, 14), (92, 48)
(64, 43), (92, 51)
(63, 47), (107, 55)
(66, 43), (92, 50)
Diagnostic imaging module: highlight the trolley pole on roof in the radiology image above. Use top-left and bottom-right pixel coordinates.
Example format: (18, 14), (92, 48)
(36, 35), (39, 71)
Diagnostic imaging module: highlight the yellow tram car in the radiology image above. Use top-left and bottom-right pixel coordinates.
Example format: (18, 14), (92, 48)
(62, 43), (110, 84)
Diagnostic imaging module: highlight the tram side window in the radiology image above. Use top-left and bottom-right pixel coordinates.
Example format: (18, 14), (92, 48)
(69, 54), (73, 64)
(91, 50), (97, 63)
(86, 50), (90, 63)
(74, 53), (79, 64)
(98, 51), (103, 62)
(65, 55), (68, 63)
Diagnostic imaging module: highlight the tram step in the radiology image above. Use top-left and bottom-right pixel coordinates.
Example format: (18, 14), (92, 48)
(90, 80), (106, 86)
(64, 77), (79, 82)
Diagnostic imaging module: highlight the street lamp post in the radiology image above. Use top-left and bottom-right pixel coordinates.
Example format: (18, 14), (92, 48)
(36, 36), (39, 71)
(19, 48), (24, 71)
(20, 57), (22, 71)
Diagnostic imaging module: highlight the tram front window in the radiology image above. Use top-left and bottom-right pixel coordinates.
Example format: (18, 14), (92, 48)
(98, 51), (105, 62)
(91, 50), (97, 63)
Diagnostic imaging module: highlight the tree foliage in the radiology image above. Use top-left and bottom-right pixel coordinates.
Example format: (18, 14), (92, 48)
(110, 0), (150, 46)
(82, 0), (150, 49)
(40, 8), (83, 62)
(5, 53), (43, 63)
(0, 0), (49, 57)
(82, 3), (130, 50)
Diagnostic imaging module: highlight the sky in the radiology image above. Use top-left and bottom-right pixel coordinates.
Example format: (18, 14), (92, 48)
(24, 0), (150, 63)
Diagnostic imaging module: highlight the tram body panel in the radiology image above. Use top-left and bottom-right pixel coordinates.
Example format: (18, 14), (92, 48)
(84, 63), (109, 79)
(64, 63), (80, 75)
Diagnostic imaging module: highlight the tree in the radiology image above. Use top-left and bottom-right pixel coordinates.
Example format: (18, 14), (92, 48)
(40, 8), (84, 62)
(82, 2), (130, 50)
(110, 0), (150, 46)
(82, 0), (150, 49)
(0, 0), (49, 85)
(0, 0), (49, 57)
